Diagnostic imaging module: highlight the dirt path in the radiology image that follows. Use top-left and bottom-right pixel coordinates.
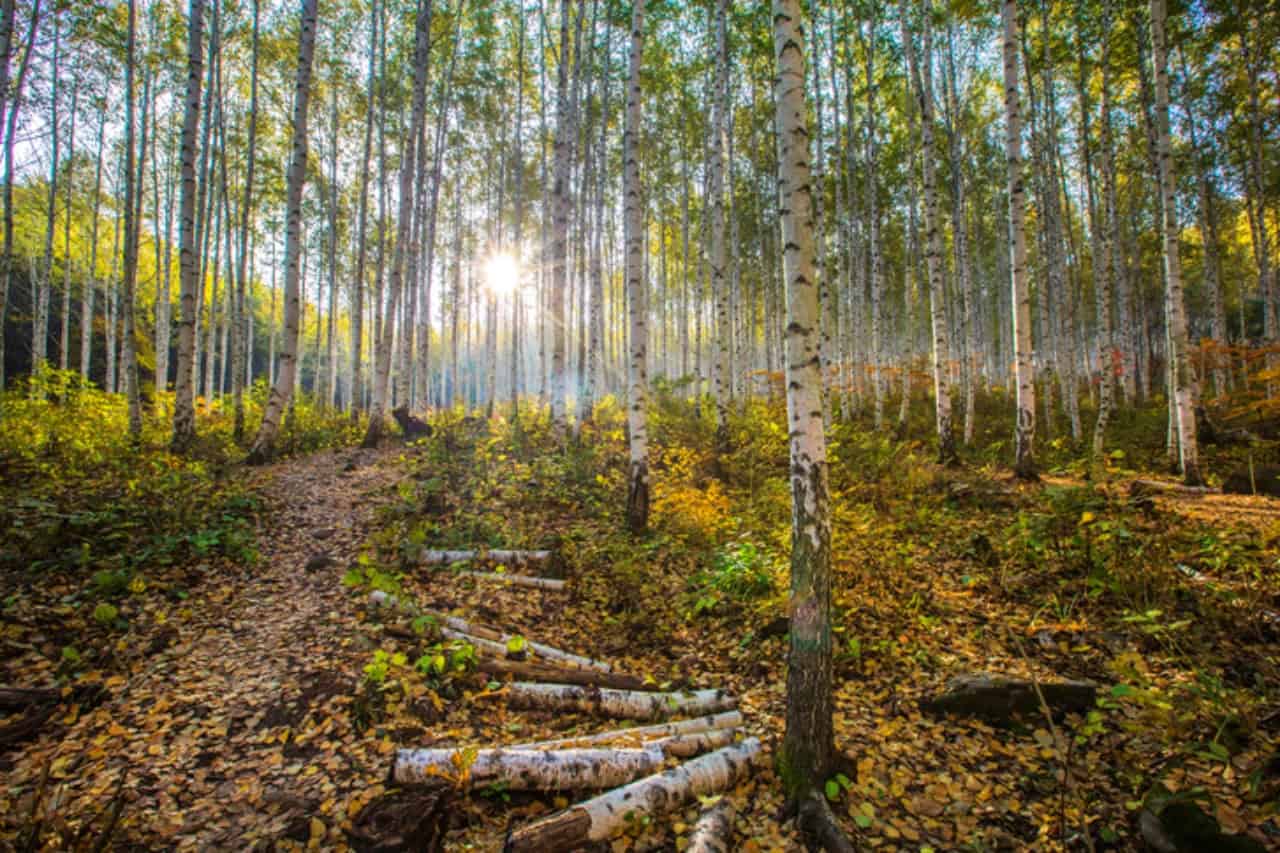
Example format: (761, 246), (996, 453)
(3, 447), (404, 850)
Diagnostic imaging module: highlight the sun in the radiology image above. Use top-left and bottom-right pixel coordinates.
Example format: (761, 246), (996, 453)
(484, 252), (520, 296)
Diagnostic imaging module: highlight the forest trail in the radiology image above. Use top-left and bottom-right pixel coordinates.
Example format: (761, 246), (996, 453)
(3, 446), (407, 849)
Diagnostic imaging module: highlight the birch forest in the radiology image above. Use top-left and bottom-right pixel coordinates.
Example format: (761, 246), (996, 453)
(1, 0), (1279, 850)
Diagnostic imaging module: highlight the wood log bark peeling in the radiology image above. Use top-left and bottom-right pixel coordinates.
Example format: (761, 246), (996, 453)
(503, 738), (763, 853)
(505, 682), (736, 721)
(511, 711), (743, 750)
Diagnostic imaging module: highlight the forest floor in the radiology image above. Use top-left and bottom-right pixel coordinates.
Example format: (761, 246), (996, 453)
(2, 403), (1279, 852)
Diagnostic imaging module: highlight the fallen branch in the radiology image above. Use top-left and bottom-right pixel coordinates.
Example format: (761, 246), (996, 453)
(503, 738), (763, 853)
(394, 745), (664, 789)
(511, 711), (744, 751)
(505, 682), (736, 721)
(475, 657), (645, 691)
(432, 614), (611, 671)
(1129, 479), (1217, 497)
(455, 570), (566, 591)
(420, 548), (554, 567)
(797, 791), (858, 853)
(370, 593), (613, 673)
(686, 797), (736, 852)
(0, 687), (62, 709)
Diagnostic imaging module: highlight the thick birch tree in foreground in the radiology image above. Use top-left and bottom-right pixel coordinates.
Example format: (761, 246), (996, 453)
(623, 0), (649, 533)
(1148, 0), (1200, 486)
(1002, 0), (1036, 480)
(245, 0), (319, 464)
(772, 3), (840, 845)
(171, 0), (205, 452)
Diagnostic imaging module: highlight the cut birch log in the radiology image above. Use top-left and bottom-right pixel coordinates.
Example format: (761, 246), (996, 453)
(419, 548), (554, 566)
(644, 729), (736, 758)
(434, 615), (611, 671)
(455, 570), (566, 591)
(504, 738), (763, 853)
(686, 797), (736, 853)
(475, 657), (645, 691)
(505, 683), (736, 721)
(394, 745), (664, 789)
(512, 712), (744, 750)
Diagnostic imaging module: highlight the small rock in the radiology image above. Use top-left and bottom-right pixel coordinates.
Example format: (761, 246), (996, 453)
(758, 616), (790, 639)
(305, 554), (336, 573)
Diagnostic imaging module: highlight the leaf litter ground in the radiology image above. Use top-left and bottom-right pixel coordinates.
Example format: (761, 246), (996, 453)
(2, 419), (1278, 851)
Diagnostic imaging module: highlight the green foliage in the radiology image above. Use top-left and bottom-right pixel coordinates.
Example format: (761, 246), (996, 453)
(689, 541), (777, 616)
(91, 602), (118, 626)
(0, 369), (262, 580)
(341, 554), (403, 595)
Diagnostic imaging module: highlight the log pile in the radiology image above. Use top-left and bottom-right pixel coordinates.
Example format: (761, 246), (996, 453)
(359, 546), (755, 851)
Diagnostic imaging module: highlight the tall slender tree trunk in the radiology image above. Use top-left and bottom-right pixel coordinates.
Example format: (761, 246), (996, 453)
(1003, 0), (1036, 479)
(350, 0), (378, 417)
(624, 0), (648, 532)
(121, 0), (142, 435)
(709, 0), (731, 458)
(944, 23), (976, 445)
(865, 12), (884, 430)
(361, 0), (431, 446)
(904, 1), (957, 465)
(548, 0), (573, 431)
(773, 0), (836, 824)
(33, 13), (59, 375)
(1081, 5), (1114, 457)
(1149, 0), (1200, 485)
(82, 113), (105, 383)
(57, 77), (78, 373)
(246, 0), (319, 462)
(232, 0), (259, 439)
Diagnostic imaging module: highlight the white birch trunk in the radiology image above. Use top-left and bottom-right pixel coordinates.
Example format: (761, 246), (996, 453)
(418, 548), (553, 566)
(904, 3), (957, 465)
(624, 0), (649, 531)
(709, 0), (731, 457)
(394, 745), (664, 789)
(505, 682), (735, 720)
(548, 0), (572, 431)
(513, 712), (743, 751)
(504, 739), (763, 853)
(773, 0), (836, 801)
(686, 797), (736, 853)
(1149, 0), (1201, 486)
(1003, 0), (1036, 479)
(244, 0), (319, 462)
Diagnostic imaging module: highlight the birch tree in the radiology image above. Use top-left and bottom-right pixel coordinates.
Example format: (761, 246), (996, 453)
(245, 0), (320, 463)
(171, 0), (204, 451)
(624, 0), (648, 532)
(362, 0), (432, 446)
(708, 0), (731, 458)
(772, 3), (839, 844)
(1003, 0), (1036, 480)
(1148, 0), (1200, 486)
